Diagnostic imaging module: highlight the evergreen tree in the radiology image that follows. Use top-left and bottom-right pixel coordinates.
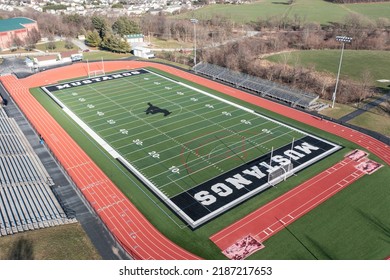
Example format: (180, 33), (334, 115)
(100, 33), (130, 53)
(112, 17), (141, 37)
(85, 30), (102, 47)
(91, 16), (110, 39)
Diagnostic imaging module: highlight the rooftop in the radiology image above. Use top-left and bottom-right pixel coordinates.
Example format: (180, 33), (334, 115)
(124, 34), (144, 39)
(0, 17), (36, 32)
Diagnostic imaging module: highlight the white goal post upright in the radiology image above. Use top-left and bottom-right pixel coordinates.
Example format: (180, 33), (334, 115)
(86, 58), (90, 78)
(87, 57), (106, 78)
(267, 138), (296, 185)
(101, 57), (105, 75)
(289, 138), (295, 164)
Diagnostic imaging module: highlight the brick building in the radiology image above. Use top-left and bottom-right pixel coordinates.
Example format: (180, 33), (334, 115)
(0, 17), (39, 50)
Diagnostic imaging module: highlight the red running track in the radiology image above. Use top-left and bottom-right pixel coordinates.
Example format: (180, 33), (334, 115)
(2, 61), (389, 259)
(210, 158), (365, 250)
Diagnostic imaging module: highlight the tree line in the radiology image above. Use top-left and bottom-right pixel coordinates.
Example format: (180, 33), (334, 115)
(0, 8), (387, 105)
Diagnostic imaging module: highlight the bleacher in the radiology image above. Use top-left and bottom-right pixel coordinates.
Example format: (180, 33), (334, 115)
(193, 62), (319, 109)
(0, 107), (75, 236)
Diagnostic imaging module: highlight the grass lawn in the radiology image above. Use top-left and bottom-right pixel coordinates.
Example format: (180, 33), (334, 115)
(177, 0), (390, 25)
(36, 41), (77, 52)
(144, 57), (191, 70)
(149, 37), (193, 50)
(82, 50), (131, 61)
(0, 49), (37, 55)
(319, 101), (356, 120)
(0, 223), (101, 260)
(266, 50), (390, 88)
(348, 108), (390, 137)
(31, 67), (390, 259)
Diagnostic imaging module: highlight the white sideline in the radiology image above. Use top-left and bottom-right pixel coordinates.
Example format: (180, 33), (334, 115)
(41, 86), (120, 159)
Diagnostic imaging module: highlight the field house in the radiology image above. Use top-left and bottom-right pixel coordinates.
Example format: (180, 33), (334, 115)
(0, 60), (389, 260)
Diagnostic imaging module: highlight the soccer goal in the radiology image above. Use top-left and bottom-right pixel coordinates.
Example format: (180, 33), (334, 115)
(268, 163), (294, 186)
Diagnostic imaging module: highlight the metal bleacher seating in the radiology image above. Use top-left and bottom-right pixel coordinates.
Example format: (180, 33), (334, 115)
(0, 107), (75, 236)
(193, 62), (319, 109)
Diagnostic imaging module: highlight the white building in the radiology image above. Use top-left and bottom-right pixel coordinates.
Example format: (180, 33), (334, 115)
(132, 46), (154, 59)
(124, 34), (144, 45)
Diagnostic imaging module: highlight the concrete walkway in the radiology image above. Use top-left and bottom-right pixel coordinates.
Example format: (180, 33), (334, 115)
(339, 91), (390, 122)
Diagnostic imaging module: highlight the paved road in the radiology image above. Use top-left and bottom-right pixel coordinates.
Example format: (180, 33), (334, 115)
(339, 92), (390, 122)
(71, 38), (90, 51)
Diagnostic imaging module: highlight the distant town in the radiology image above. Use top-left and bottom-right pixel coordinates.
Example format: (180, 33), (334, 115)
(0, 0), (251, 16)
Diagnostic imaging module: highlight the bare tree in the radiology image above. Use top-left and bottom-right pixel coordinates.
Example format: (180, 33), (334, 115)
(25, 27), (41, 51)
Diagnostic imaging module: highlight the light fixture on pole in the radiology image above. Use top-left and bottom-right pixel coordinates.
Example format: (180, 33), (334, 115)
(331, 35), (352, 108)
(190, 18), (198, 66)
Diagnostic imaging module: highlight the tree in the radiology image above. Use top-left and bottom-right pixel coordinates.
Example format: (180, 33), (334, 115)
(92, 16), (110, 39)
(11, 34), (24, 50)
(25, 28), (41, 51)
(111, 3), (123, 8)
(85, 30), (102, 47)
(64, 38), (74, 49)
(100, 33), (130, 53)
(112, 17), (141, 37)
(47, 35), (56, 50)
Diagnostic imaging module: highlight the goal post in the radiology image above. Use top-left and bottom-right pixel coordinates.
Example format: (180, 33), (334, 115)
(86, 58), (106, 78)
(268, 163), (294, 185)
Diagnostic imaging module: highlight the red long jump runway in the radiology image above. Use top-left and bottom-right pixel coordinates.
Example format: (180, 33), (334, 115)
(0, 73), (200, 260)
(210, 158), (365, 250)
(3, 61), (389, 260)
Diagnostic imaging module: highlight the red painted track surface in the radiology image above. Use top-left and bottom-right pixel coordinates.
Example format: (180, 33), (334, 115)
(1, 61), (389, 259)
(210, 158), (365, 250)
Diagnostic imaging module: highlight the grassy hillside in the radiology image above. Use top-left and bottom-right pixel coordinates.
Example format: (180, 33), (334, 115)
(178, 0), (390, 24)
(0, 223), (101, 260)
(266, 50), (390, 87)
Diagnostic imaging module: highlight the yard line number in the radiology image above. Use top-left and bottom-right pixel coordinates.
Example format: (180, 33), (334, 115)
(262, 128), (273, 134)
(148, 151), (160, 159)
(222, 111), (232, 117)
(133, 139), (143, 146)
(169, 166), (180, 174)
(241, 119), (252, 125)
(120, 129), (128, 135)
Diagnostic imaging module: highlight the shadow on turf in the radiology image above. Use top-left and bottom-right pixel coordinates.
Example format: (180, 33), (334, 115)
(4, 237), (35, 260)
(355, 208), (390, 239)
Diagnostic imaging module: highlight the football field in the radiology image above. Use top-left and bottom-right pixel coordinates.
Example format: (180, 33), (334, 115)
(42, 69), (340, 228)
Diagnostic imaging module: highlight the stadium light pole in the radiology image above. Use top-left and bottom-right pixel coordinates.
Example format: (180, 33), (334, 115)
(331, 35), (353, 108)
(190, 18), (199, 66)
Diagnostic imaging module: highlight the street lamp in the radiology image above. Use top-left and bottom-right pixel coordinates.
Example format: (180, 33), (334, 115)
(331, 35), (353, 108)
(190, 18), (198, 66)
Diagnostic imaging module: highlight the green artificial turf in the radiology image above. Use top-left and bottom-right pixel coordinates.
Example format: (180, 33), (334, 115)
(31, 67), (390, 259)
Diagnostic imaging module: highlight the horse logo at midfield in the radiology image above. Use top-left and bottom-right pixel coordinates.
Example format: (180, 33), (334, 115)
(145, 102), (171, 117)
